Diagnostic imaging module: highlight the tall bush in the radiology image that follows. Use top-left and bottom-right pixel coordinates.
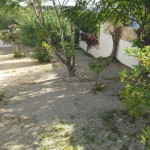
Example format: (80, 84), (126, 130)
(0, 12), (17, 30)
(19, 9), (71, 62)
(33, 42), (53, 62)
(120, 46), (150, 120)
(0, 24), (21, 58)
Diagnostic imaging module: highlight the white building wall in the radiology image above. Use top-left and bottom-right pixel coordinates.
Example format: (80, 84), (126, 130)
(79, 24), (139, 68)
(99, 30), (113, 57)
(116, 40), (139, 68)
(79, 41), (101, 58)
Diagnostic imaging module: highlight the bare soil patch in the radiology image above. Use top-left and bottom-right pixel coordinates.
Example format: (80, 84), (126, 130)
(0, 47), (149, 150)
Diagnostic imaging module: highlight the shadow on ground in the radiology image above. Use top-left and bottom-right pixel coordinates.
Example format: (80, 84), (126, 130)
(0, 47), (147, 150)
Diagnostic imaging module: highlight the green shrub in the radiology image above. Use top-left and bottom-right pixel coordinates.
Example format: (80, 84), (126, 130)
(33, 47), (52, 62)
(19, 10), (70, 62)
(120, 46), (150, 120)
(19, 12), (54, 62)
(132, 38), (144, 48)
(63, 6), (100, 38)
(0, 24), (22, 58)
(19, 10), (70, 48)
(19, 15), (44, 47)
(0, 11), (17, 30)
(89, 56), (112, 94)
(33, 42), (53, 62)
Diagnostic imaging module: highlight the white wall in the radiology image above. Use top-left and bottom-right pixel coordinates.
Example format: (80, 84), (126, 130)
(99, 30), (113, 57)
(116, 40), (139, 68)
(79, 25), (139, 68)
(0, 40), (12, 47)
(79, 41), (101, 58)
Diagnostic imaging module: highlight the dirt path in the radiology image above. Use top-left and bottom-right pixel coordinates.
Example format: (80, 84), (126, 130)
(0, 47), (148, 150)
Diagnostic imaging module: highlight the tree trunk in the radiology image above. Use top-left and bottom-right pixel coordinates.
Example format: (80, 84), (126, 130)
(68, 67), (76, 76)
(93, 73), (99, 95)
(111, 39), (118, 60)
(135, 26), (144, 39)
(109, 26), (122, 60)
(30, 0), (76, 77)
(66, 56), (76, 76)
(14, 40), (21, 58)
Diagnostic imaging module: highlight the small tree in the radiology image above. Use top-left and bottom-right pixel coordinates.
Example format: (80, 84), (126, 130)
(19, 11), (54, 62)
(89, 56), (112, 94)
(29, 0), (76, 76)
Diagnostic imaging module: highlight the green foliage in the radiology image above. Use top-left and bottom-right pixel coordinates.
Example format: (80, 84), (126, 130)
(63, 3), (100, 42)
(33, 47), (52, 62)
(140, 127), (150, 149)
(0, 92), (5, 101)
(142, 25), (150, 46)
(120, 46), (150, 119)
(19, 9), (71, 48)
(96, 0), (150, 25)
(43, 145), (47, 150)
(19, 13), (46, 47)
(89, 56), (112, 75)
(0, 11), (17, 30)
(19, 9), (71, 62)
(0, 0), (23, 30)
(33, 42), (53, 62)
(0, 24), (22, 58)
(132, 25), (150, 48)
(89, 56), (112, 93)
(0, 24), (20, 44)
(95, 0), (150, 47)
(19, 10), (60, 62)
(0, 0), (19, 12)
(132, 38), (145, 48)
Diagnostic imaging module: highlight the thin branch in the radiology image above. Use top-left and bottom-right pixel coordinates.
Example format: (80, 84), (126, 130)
(29, 0), (66, 64)
(52, 0), (66, 56)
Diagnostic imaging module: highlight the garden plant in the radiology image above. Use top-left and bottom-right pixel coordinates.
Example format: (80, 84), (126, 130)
(120, 46), (150, 120)
(89, 56), (112, 94)
(0, 24), (21, 58)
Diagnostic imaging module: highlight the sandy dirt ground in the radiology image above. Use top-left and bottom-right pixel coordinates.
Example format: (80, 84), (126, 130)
(0, 47), (149, 150)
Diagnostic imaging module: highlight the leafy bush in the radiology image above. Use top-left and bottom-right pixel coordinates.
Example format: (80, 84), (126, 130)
(19, 10), (70, 62)
(132, 38), (144, 48)
(89, 56), (112, 94)
(63, 5), (100, 44)
(33, 47), (52, 62)
(0, 11), (17, 30)
(33, 42), (53, 63)
(19, 14), (45, 47)
(19, 12), (53, 62)
(63, 7), (100, 37)
(120, 46), (150, 120)
(0, 24), (22, 58)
